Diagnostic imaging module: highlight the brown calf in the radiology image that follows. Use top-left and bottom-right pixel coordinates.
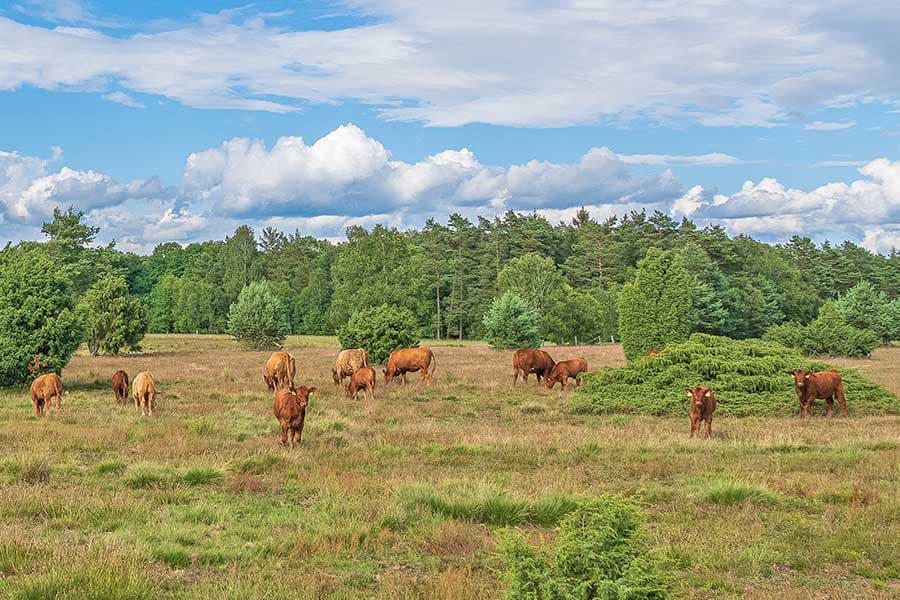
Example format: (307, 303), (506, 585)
(512, 349), (555, 384)
(332, 348), (369, 385)
(30, 373), (62, 417)
(384, 347), (436, 385)
(791, 369), (847, 418)
(273, 386), (316, 448)
(345, 366), (376, 401)
(264, 351), (296, 391)
(686, 385), (717, 439)
(544, 358), (589, 390)
(132, 371), (158, 417)
(112, 370), (129, 405)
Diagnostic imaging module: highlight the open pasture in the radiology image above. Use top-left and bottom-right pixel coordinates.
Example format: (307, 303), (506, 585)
(0, 336), (898, 598)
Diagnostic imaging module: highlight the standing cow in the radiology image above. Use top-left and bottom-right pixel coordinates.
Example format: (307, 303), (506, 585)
(132, 371), (158, 417)
(264, 351), (296, 391)
(345, 366), (376, 401)
(30, 373), (62, 417)
(791, 369), (847, 418)
(512, 349), (555, 385)
(383, 347), (436, 385)
(686, 385), (717, 439)
(332, 348), (369, 385)
(544, 358), (589, 390)
(273, 386), (316, 448)
(112, 370), (129, 406)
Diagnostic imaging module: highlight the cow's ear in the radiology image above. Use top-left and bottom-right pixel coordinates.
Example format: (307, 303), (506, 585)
(309, 387), (317, 395)
(704, 391), (711, 398)
(804, 374), (810, 379)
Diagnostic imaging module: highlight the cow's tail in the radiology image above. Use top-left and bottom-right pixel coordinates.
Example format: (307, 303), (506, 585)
(430, 352), (437, 376)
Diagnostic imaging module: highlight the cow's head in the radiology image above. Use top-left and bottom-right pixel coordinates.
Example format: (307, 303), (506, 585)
(294, 386), (316, 408)
(344, 383), (353, 399)
(332, 368), (341, 385)
(544, 374), (558, 389)
(382, 368), (390, 384)
(264, 369), (275, 392)
(790, 369), (808, 388)
(685, 386), (712, 408)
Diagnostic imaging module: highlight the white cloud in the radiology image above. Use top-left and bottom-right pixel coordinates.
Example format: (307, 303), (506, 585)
(1, 3), (899, 126)
(618, 153), (743, 167)
(102, 91), (145, 108)
(803, 120), (857, 131)
(812, 160), (868, 167)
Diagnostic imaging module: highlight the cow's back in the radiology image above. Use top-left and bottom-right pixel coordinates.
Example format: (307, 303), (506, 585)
(133, 371), (155, 399)
(31, 373), (61, 398)
(390, 347), (433, 370)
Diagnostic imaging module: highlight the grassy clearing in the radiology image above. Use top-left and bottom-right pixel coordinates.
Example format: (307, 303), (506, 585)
(0, 336), (898, 598)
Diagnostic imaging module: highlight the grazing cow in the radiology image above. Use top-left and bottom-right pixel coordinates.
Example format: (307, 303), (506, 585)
(30, 373), (62, 417)
(264, 351), (296, 391)
(132, 371), (158, 417)
(686, 385), (717, 439)
(545, 358), (589, 390)
(273, 386), (316, 448)
(345, 366), (376, 401)
(512, 349), (556, 385)
(383, 347), (436, 385)
(791, 369), (847, 418)
(645, 349), (663, 358)
(112, 370), (129, 406)
(332, 348), (369, 385)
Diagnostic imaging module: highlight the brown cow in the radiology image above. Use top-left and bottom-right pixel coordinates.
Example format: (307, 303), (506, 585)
(332, 348), (369, 385)
(791, 369), (847, 418)
(383, 347), (436, 385)
(132, 371), (158, 417)
(512, 349), (555, 385)
(544, 358), (589, 390)
(112, 370), (129, 406)
(264, 351), (296, 391)
(30, 373), (62, 417)
(645, 348), (663, 358)
(345, 366), (376, 401)
(686, 385), (717, 439)
(273, 385), (316, 448)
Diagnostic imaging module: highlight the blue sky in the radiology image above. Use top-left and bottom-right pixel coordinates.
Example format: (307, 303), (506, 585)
(1, 0), (899, 253)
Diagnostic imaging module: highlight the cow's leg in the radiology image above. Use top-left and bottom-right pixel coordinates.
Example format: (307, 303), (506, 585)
(296, 411), (306, 445)
(690, 417), (697, 438)
(836, 382), (848, 417)
(513, 368), (519, 385)
(705, 417), (712, 439)
(280, 422), (289, 446)
(401, 372), (408, 385)
(826, 396), (834, 418)
(140, 396), (147, 417)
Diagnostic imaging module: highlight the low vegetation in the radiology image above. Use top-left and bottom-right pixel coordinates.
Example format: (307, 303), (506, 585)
(573, 334), (899, 416)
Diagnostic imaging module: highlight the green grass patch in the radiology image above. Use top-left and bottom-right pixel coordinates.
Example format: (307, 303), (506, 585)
(235, 454), (282, 475)
(181, 466), (222, 486)
(9, 565), (160, 600)
(687, 477), (778, 505)
(95, 460), (127, 476)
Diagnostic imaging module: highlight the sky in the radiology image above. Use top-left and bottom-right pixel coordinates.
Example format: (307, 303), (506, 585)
(1, 0), (899, 254)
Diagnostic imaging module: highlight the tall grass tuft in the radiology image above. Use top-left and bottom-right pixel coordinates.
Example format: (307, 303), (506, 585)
(688, 477), (777, 505)
(19, 459), (50, 485)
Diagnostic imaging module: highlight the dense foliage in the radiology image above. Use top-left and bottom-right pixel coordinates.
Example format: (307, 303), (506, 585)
(336, 304), (420, 364)
(835, 281), (900, 343)
(77, 275), (147, 355)
(482, 291), (542, 349)
(226, 281), (291, 349)
(573, 334), (898, 416)
(765, 302), (881, 358)
(501, 494), (671, 599)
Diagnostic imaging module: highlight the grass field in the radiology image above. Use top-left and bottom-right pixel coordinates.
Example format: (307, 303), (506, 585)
(1, 335), (898, 599)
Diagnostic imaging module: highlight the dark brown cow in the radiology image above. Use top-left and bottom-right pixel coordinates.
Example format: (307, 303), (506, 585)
(264, 351), (296, 391)
(332, 348), (369, 385)
(273, 386), (316, 447)
(132, 371), (158, 417)
(544, 358), (589, 390)
(383, 347), (436, 385)
(512, 349), (555, 385)
(30, 373), (62, 417)
(791, 369), (847, 418)
(345, 366), (376, 401)
(686, 385), (717, 439)
(112, 370), (129, 406)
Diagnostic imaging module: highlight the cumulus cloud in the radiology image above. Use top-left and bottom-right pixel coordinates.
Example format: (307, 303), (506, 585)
(102, 91), (145, 108)
(1, 2), (900, 126)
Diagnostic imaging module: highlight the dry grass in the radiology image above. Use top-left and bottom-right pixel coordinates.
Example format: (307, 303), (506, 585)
(0, 336), (898, 598)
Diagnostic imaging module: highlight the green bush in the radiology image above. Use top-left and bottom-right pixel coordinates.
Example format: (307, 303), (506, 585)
(337, 304), (419, 364)
(483, 291), (542, 349)
(765, 302), (880, 358)
(226, 280), (291, 349)
(835, 281), (899, 342)
(501, 494), (671, 599)
(573, 334), (898, 416)
(77, 275), (147, 355)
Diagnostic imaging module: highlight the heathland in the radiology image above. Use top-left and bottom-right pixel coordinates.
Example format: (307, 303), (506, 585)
(1, 335), (898, 599)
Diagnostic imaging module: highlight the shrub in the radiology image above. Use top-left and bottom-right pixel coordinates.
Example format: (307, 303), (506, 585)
(226, 280), (291, 350)
(765, 302), (880, 358)
(483, 291), (542, 349)
(835, 281), (897, 342)
(573, 334), (898, 416)
(77, 275), (147, 355)
(501, 494), (671, 599)
(337, 304), (419, 364)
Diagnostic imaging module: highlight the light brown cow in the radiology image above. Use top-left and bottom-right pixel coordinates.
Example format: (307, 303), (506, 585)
(112, 370), (129, 406)
(132, 371), (158, 417)
(345, 366), (376, 401)
(332, 348), (369, 385)
(264, 351), (296, 391)
(791, 369), (847, 418)
(544, 358), (589, 390)
(512, 349), (555, 385)
(383, 347), (436, 385)
(273, 386), (316, 448)
(686, 385), (717, 439)
(30, 373), (62, 417)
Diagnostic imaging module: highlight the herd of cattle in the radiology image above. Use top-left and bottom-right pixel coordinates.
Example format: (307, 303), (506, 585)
(26, 345), (848, 445)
